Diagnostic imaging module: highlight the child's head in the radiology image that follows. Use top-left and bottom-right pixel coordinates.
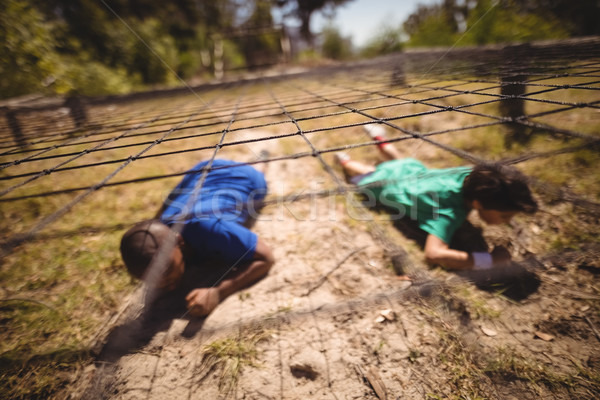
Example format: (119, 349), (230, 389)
(120, 220), (185, 291)
(463, 164), (537, 225)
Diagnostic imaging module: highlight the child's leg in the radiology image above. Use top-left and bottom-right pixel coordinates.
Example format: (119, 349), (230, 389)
(377, 142), (403, 161)
(335, 152), (376, 176)
(364, 124), (403, 160)
(343, 160), (376, 176)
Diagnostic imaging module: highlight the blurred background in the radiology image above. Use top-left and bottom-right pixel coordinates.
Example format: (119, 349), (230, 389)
(2, 0), (599, 100)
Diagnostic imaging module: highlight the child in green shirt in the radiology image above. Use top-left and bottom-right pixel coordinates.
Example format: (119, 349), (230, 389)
(336, 125), (538, 271)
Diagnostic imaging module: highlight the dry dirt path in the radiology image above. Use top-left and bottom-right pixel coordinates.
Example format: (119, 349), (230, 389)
(73, 134), (600, 400)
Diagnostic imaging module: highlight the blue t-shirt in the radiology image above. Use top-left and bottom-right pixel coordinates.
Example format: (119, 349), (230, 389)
(160, 159), (267, 265)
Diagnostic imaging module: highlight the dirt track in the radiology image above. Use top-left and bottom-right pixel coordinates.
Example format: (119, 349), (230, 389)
(72, 137), (600, 400)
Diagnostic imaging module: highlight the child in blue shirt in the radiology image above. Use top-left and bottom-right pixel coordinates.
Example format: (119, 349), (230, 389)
(120, 159), (274, 317)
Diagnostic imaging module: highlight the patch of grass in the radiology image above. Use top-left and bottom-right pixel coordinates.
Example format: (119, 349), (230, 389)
(447, 124), (510, 161)
(484, 346), (577, 390)
(0, 230), (132, 398)
(0, 346), (89, 400)
(434, 328), (489, 400)
(521, 138), (600, 202)
(198, 329), (271, 395)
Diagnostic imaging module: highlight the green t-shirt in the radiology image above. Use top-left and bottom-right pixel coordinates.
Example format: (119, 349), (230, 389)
(358, 158), (472, 244)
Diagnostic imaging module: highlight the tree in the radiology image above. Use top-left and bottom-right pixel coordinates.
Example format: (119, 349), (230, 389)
(404, 5), (458, 47)
(0, 0), (288, 98)
(515, 0), (600, 37)
(403, 0), (575, 48)
(321, 25), (352, 60)
(0, 0), (59, 98)
(237, 0), (281, 69)
(274, 0), (355, 44)
(360, 25), (404, 58)
(460, 0), (569, 45)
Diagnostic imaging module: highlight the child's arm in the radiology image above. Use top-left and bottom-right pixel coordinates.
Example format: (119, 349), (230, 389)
(185, 238), (275, 316)
(424, 234), (510, 271)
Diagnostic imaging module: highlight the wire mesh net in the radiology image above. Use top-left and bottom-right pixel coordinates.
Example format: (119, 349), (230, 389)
(1, 37), (600, 399)
(1, 38), (599, 252)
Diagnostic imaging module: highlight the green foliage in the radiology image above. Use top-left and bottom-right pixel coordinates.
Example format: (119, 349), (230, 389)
(0, 0), (290, 99)
(275, 0), (355, 42)
(360, 25), (404, 58)
(234, 0), (281, 69)
(0, 0), (58, 98)
(406, 10), (457, 48)
(403, 1), (459, 47)
(223, 39), (247, 71)
(321, 25), (353, 60)
(295, 48), (322, 64)
(460, 0), (569, 45)
(128, 18), (180, 85)
(403, 0), (577, 49)
(55, 57), (139, 96)
(0, 346), (88, 400)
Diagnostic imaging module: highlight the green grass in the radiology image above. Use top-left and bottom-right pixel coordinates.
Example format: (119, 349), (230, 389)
(0, 228), (132, 399)
(484, 346), (581, 390)
(198, 329), (270, 395)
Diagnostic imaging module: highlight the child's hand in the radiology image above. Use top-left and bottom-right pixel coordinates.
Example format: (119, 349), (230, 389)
(491, 246), (511, 266)
(186, 287), (220, 317)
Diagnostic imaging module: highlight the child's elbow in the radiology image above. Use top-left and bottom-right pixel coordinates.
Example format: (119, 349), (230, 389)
(424, 234), (449, 266)
(258, 249), (275, 276)
(262, 247), (275, 269)
(263, 254), (275, 273)
(424, 249), (442, 265)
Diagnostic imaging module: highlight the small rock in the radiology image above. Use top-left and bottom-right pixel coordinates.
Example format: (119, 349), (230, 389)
(481, 326), (498, 337)
(290, 363), (319, 380)
(380, 309), (396, 321)
(534, 331), (555, 341)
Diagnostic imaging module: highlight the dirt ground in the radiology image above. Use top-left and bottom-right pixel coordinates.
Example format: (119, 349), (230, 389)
(66, 128), (600, 400)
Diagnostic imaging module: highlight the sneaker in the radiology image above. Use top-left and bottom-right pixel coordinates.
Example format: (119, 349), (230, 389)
(334, 152), (350, 165)
(364, 124), (386, 139)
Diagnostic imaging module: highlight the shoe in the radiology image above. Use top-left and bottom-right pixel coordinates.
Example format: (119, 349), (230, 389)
(334, 152), (350, 165)
(364, 124), (386, 139)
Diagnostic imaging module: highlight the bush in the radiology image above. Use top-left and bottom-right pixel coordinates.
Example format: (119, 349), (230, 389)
(55, 57), (140, 96)
(0, 0), (59, 98)
(360, 25), (404, 58)
(321, 26), (353, 60)
(461, 0), (569, 45)
(128, 18), (180, 85)
(406, 11), (457, 48)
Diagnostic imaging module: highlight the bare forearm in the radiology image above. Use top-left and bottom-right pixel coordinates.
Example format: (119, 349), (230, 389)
(425, 247), (474, 270)
(216, 259), (272, 300)
(424, 234), (475, 271)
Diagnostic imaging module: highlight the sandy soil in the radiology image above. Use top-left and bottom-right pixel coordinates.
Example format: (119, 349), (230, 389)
(71, 135), (600, 400)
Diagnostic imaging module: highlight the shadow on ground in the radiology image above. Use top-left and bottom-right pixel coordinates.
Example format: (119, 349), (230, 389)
(391, 216), (541, 301)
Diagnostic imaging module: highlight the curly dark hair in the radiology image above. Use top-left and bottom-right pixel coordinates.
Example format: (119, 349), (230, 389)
(462, 164), (538, 213)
